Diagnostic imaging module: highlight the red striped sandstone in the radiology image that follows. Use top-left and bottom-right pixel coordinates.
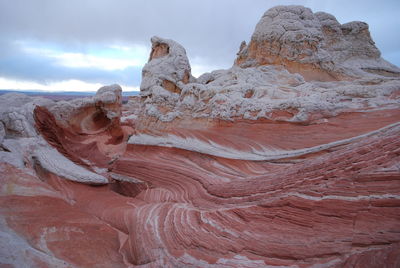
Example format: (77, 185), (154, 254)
(1, 5), (400, 268)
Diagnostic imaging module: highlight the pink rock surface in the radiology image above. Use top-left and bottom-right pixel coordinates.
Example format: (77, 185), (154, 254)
(1, 5), (400, 268)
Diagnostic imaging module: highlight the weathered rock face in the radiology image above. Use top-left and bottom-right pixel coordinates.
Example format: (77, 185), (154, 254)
(235, 5), (400, 81)
(137, 6), (400, 126)
(1, 5), (400, 268)
(0, 84), (128, 185)
(141, 36), (193, 96)
(48, 84), (123, 135)
(0, 93), (53, 138)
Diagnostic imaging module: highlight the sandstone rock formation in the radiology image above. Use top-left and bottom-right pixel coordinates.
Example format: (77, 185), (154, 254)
(48, 84), (123, 135)
(235, 5), (400, 81)
(137, 6), (400, 125)
(1, 5), (400, 268)
(141, 36), (193, 96)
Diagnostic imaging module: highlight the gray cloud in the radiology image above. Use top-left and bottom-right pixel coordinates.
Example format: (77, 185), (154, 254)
(0, 0), (399, 88)
(0, 39), (142, 86)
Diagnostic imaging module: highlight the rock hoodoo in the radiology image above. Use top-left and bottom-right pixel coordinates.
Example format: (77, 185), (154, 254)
(141, 36), (193, 96)
(1, 5), (400, 268)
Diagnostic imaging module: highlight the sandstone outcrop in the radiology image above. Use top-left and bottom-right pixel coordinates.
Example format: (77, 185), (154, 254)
(235, 5), (400, 81)
(137, 7), (400, 126)
(141, 36), (193, 96)
(48, 84), (123, 135)
(0, 84), (128, 185)
(1, 5), (400, 268)
(0, 93), (52, 138)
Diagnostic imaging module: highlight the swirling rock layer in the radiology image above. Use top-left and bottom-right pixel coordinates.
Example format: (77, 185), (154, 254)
(1, 112), (400, 267)
(1, 5), (400, 268)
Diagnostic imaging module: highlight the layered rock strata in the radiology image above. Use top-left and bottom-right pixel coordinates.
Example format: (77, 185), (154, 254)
(1, 5), (400, 268)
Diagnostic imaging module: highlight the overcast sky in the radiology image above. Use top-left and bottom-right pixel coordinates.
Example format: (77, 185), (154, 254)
(0, 0), (399, 92)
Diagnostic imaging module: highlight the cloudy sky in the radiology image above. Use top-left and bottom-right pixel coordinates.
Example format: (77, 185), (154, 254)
(0, 0), (399, 92)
